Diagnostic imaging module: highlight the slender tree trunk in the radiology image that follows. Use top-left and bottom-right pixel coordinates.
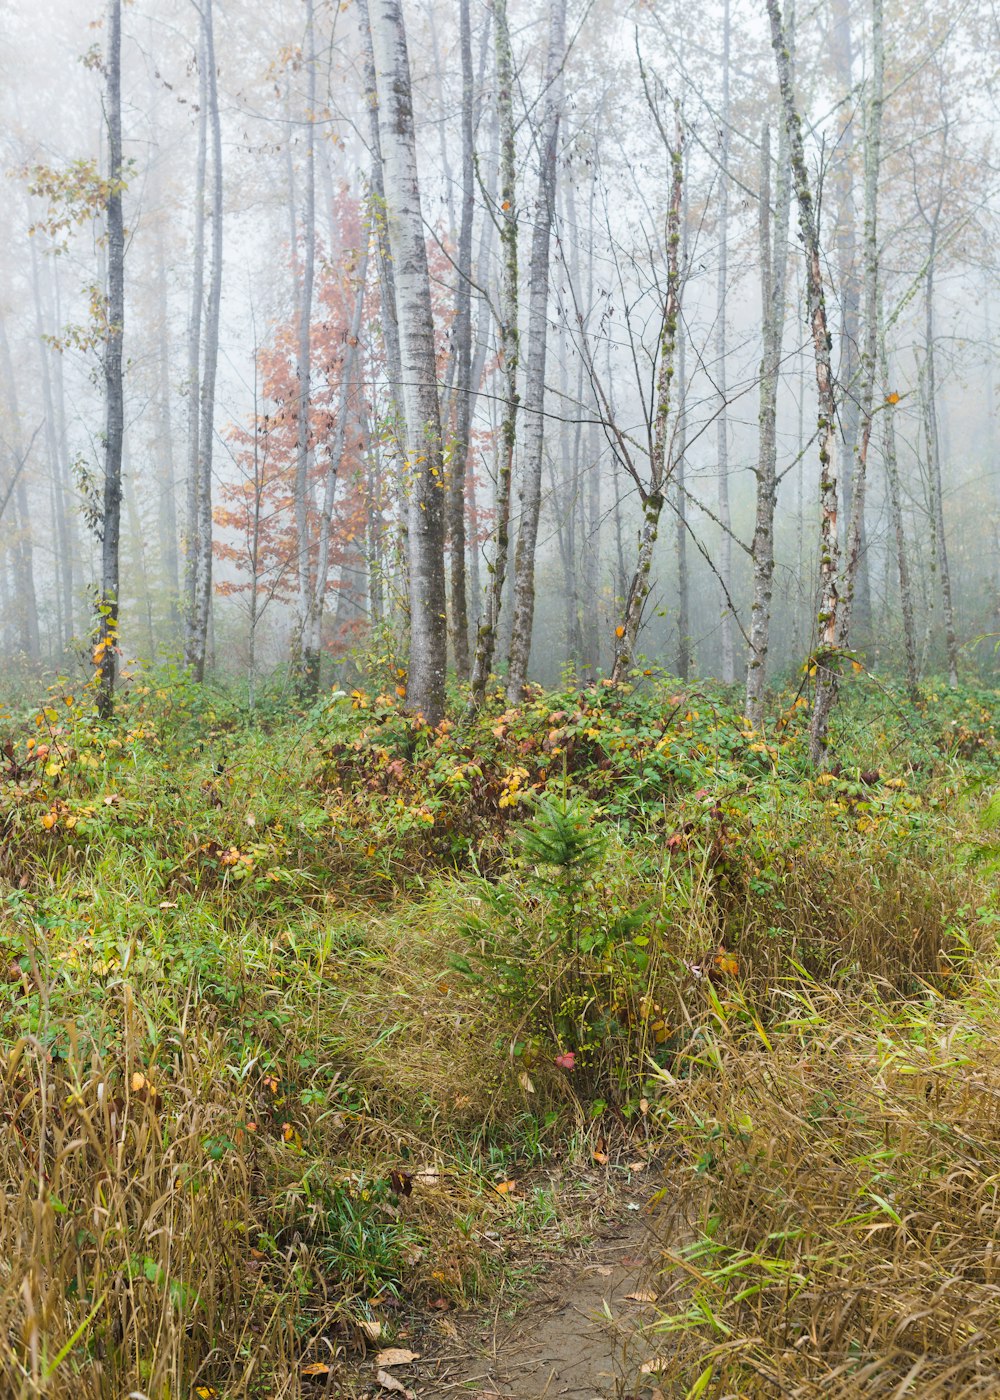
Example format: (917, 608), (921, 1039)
(183, 22), (207, 672)
(836, 0), (882, 651)
(922, 260), (959, 687)
(612, 121), (683, 683)
(581, 164), (601, 681)
(469, 0), (519, 708)
(310, 250), (369, 660)
(369, 0), (448, 724)
(830, 0), (869, 634)
(189, 0), (222, 683)
(294, 0), (319, 695)
(155, 215), (180, 624)
(768, 0), (840, 765)
(446, 0), (475, 680)
(746, 110), (791, 728)
(506, 0), (567, 703)
(674, 176), (691, 683)
(357, 0), (403, 424)
(716, 0), (735, 683)
(97, 0), (124, 717)
(879, 297), (918, 699)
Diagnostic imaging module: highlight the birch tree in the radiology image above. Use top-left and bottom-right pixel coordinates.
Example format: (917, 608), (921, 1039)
(506, 0), (567, 703)
(294, 0), (319, 694)
(190, 0), (223, 682)
(369, 0), (448, 725)
(766, 0), (840, 764)
(469, 0), (519, 708)
(746, 111), (791, 729)
(715, 0), (735, 684)
(96, 0), (124, 717)
(610, 114), (684, 683)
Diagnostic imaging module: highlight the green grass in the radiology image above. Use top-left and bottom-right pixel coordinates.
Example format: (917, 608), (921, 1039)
(0, 665), (997, 1396)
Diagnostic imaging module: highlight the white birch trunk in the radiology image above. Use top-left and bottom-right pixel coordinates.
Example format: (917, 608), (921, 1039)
(369, 0), (448, 725)
(505, 0), (567, 703)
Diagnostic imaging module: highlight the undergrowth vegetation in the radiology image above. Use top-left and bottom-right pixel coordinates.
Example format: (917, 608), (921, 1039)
(0, 665), (997, 1396)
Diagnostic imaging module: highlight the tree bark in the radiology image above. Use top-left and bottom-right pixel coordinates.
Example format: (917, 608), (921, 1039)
(922, 260), (959, 687)
(446, 0), (475, 680)
(878, 294), (918, 700)
(189, 0), (222, 684)
(310, 250), (369, 664)
(612, 118), (683, 683)
(154, 215), (180, 624)
(505, 0), (567, 703)
(767, 0), (840, 765)
(97, 0), (124, 717)
(369, 0), (448, 725)
(469, 0), (519, 708)
(746, 111), (791, 730)
(183, 16), (207, 673)
(830, 0), (870, 634)
(836, 0), (882, 652)
(294, 0), (319, 695)
(716, 0), (735, 683)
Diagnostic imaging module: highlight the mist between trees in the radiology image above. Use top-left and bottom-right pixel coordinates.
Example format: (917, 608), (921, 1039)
(2, 0), (998, 741)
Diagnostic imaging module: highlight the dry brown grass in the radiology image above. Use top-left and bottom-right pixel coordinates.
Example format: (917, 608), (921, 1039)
(0, 896), (519, 1399)
(645, 963), (1000, 1397)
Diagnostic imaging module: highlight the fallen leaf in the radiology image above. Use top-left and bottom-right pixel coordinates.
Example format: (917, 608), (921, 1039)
(639, 1097), (649, 1115)
(626, 1161), (647, 1173)
(376, 1369), (416, 1398)
(713, 949), (739, 977)
(518, 1070), (535, 1093)
(494, 1179), (517, 1194)
(359, 1318), (382, 1342)
(130, 1071), (148, 1093)
(301, 1361), (331, 1376)
(640, 1358), (670, 1375)
(592, 1149), (609, 1165)
(390, 1169), (413, 1197)
(375, 1348), (420, 1367)
(625, 1289), (658, 1303)
(554, 1050), (576, 1070)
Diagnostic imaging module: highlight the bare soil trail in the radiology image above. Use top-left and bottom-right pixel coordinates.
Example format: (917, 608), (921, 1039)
(406, 1186), (666, 1400)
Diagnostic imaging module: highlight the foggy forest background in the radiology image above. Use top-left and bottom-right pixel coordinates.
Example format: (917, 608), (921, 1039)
(1, 0), (997, 714)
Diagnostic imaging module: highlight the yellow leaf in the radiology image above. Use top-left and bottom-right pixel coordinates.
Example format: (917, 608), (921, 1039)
(615, 625), (625, 638)
(885, 390), (900, 404)
(301, 1362), (331, 1376)
(130, 1072), (147, 1093)
(494, 1179), (517, 1194)
(713, 950), (739, 977)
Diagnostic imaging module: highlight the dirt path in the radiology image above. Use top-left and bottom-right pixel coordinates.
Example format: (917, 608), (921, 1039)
(407, 1193), (664, 1400)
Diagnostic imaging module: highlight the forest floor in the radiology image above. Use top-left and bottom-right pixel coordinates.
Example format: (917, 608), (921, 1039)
(2, 667), (1000, 1398)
